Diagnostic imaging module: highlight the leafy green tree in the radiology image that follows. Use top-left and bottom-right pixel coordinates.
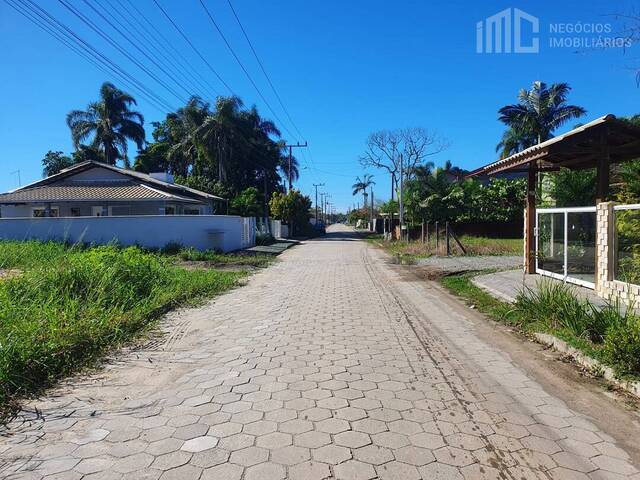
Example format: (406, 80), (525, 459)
(41, 151), (75, 177)
(71, 145), (106, 164)
(498, 81), (586, 150)
(230, 187), (262, 217)
(142, 96), (286, 197)
(269, 190), (312, 235)
(133, 143), (169, 173)
(67, 82), (146, 166)
(550, 169), (597, 207)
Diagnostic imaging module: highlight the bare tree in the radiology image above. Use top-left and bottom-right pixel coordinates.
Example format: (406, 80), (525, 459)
(359, 128), (448, 200)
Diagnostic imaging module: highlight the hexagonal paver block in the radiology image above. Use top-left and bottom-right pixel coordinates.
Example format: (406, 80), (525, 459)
(113, 453), (154, 473)
(434, 446), (476, 467)
(243, 420), (277, 436)
(317, 397), (349, 410)
(159, 464), (202, 480)
(372, 431), (410, 449)
(389, 420), (422, 435)
(334, 460), (377, 480)
(271, 445), (311, 465)
(352, 419), (387, 435)
(181, 436), (219, 453)
(353, 445), (394, 465)
(208, 422), (242, 438)
(301, 407), (332, 422)
(151, 451), (192, 471)
(313, 444), (353, 465)
(290, 460), (331, 480)
(335, 431), (372, 449)
(229, 446), (269, 467)
(294, 430), (331, 448)
(394, 445), (436, 466)
(256, 432), (292, 449)
(376, 461), (420, 480)
(335, 407), (367, 421)
(201, 463), (243, 480)
(191, 448), (230, 468)
(244, 462), (286, 480)
(279, 419), (313, 434)
(218, 433), (254, 451)
(317, 418), (350, 434)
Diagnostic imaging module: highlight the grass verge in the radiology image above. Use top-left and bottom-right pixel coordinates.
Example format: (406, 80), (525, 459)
(364, 234), (521, 260)
(441, 272), (640, 382)
(0, 241), (252, 415)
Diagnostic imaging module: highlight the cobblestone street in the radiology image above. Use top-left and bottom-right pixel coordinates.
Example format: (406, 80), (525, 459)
(1, 225), (639, 479)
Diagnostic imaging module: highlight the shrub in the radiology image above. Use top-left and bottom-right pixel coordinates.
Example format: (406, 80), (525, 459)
(603, 317), (640, 378)
(255, 233), (275, 246)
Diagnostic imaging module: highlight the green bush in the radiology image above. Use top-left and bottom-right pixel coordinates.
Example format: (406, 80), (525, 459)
(255, 233), (275, 246)
(603, 317), (640, 378)
(0, 244), (241, 405)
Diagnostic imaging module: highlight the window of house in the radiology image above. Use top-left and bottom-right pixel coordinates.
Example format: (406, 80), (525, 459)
(32, 207), (59, 217)
(160, 206), (176, 215)
(184, 207), (201, 215)
(70, 207), (82, 217)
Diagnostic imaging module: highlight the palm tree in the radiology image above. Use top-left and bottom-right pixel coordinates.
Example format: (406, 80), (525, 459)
(67, 82), (145, 166)
(496, 127), (536, 159)
(279, 154), (300, 188)
(498, 81), (586, 151)
(196, 96), (245, 182)
(352, 174), (376, 210)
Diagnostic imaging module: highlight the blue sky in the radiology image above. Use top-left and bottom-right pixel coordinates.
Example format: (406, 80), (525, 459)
(0, 0), (638, 211)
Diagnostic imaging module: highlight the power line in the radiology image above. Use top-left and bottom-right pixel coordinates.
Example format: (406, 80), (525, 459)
(8, 0), (176, 113)
(107, 0), (219, 100)
(197, 0), (297, 142)
(86, 0), (207, 101)
(225, 0), (305, 141)
(151, 0), (235, 95)
(56, 0), (188, 104)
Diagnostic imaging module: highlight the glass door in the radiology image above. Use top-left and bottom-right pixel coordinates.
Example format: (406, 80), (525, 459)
(536, 207), (596, 288)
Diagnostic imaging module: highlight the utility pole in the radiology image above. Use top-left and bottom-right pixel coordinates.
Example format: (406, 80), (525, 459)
(370, 188), (374, 232)
(285, 141), (308, 192)
(313, 183), (324, 225)
(398, 153), (404, 239)
(320, 192), (326, 225)
(11, 170), (21, 187)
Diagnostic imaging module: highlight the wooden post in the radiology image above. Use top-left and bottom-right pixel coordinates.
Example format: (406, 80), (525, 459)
(445, 222), (451, 256)
(421, 220), (425, 243)
(596, 131), (610, 204)
(435, 221), (439, 256)
(525, 164), (537, 274)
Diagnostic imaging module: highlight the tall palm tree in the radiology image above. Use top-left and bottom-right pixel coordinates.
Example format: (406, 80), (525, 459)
(280, 153), (300, 188)
(67, 82), (145, 166)
(352, 174), (376, 209)
(498, 81), (586, 151)
(196, 96), (244, 182)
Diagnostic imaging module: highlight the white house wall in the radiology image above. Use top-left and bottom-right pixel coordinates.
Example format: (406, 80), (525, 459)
(0, 215), (254, 252)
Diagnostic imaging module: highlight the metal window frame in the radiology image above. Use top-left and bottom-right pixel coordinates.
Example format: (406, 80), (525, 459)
(536, 206), (597, 289)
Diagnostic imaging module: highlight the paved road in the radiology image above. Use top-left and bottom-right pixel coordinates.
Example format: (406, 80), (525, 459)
(1, 225), (639, 479)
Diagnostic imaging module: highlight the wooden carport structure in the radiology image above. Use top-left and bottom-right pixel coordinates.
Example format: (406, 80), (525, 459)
(468, 114), (640, 276)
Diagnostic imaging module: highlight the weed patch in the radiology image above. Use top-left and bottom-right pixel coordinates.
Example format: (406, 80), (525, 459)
(0, 242), (245, 411)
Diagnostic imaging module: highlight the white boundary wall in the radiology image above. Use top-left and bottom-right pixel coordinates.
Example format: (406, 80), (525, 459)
(0, 215), (255, 252)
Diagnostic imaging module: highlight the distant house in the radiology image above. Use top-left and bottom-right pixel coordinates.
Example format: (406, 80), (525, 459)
(0, 161), (225, 218)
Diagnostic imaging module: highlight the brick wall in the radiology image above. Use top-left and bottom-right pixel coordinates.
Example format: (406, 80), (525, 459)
(595, 202), (640, 305)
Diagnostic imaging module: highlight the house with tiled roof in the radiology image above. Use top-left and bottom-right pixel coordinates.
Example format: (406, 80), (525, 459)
(0, 161), (225, 218)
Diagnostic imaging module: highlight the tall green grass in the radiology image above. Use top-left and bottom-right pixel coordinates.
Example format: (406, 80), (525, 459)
(0, 244), (243, 407)
(443, 274), (640, 379)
